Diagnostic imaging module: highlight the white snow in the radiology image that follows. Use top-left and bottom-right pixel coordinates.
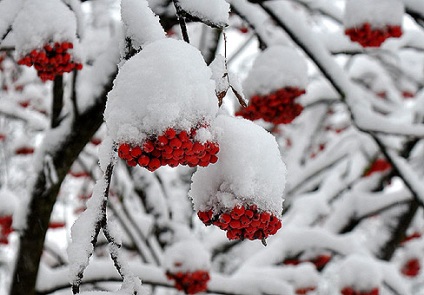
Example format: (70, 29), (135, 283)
(190, 114), (286, 216)
(12, 0), (78, 56)
(0, 187), (17, 216)
(67, 177), (109, 285)
(104, 38), (218, 144)
(0, 0), (24, 40)
(178, 0), (230, 28)
(344, 0), (404, 28)
(242, 45), (308, 99)
(209, 54), (229, 96)
(163, 240), (210, 273)
(337, 254), (382, 291)
(121, 0), (165, 49)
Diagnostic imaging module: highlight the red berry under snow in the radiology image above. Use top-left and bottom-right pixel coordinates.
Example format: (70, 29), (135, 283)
(117, 127), (219, 171)
(363, 158), (391, 177)
(166, 270), (210, 294)
(345, 23), (402, 48)
(283, 254), (332, 271)
(17, 42), (82, 82)
(236, 87), (305, 125)
(401, 258), (420, 277)
(295, 286), (316, 294)
(198, 204), (282, 241)
(341, 287), (379, 295)
(0, 215), (13, 245)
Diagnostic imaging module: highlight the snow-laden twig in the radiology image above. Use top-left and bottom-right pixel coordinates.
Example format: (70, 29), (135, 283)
(38, 260), (294, 295)
(68, 147), (116, 294)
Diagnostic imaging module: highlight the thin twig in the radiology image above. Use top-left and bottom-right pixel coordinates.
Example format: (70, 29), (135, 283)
(172, 0), (190, 43)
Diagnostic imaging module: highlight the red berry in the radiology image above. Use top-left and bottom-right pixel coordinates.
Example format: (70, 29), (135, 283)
(148, 158), (161, 171)
(130, 146), (142, 158)
(137, 155), (150, 166)
(170, 138), (182, 149)
(179, 130), (190, 142)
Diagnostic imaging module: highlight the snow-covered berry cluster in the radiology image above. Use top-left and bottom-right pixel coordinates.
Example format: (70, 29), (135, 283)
(236, 87), (305, 125)
(341, 287), (379, 295)
(118, 127), (219, 171)
(198, 204), (282, 241)
(17, 42), (82, 81)
(284, 254), (332, 271)
(345, 23), (402, 48)
(363, 158), (391, 177)
(401, 258), (420, 277)
(296, 287), (316, 295)
(0, 215), (13, 245)
(166, 270), (210, 294)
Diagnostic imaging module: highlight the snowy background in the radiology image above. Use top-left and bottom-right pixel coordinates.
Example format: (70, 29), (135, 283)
(1, 0), (424, 295)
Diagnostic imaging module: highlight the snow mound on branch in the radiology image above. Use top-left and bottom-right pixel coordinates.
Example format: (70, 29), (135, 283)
(337, 254), (382, 290)
(0, 187), (17, 216)
(179, 0), (230, 28)
(190, 115), (286, 216)
(121, 0), (165, 48)
(12, 0), (77, 55)
(163, 240), (211, 273)
(243, 46), (308, 99)
(104, 38), (218, 144)
(344, 0), (404, 28)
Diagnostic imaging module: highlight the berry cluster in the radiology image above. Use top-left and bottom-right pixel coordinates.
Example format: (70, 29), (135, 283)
(283, 254), (332, 271)
(402, 91), (415, 99)
(118, 128), (219, 172)
(401, 258), (420, 277)
(296, 287), (316, 294)
(341, 287), (379, 295)
(345, 23), (402, 48)
(17, 42), (83, 81)
(236, 87), (305, 125)
(197, 204), (282, 241)
(363, 158), (391, 177)
(0, 215), (13, 245)
(166, 270), (210, 294)
(15, 146), (35, 155)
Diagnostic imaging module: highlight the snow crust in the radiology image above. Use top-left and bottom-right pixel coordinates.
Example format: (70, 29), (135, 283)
(344, 0), (404, 28)
(190, 115), (286, 216)
(121, 0), (165, 49)
(12, 0), (77, 55)
(105, 38), (218, 144)
(178, 0), (230, 27)
(163, 240), (211, 273)
(242, 46), (308, 99)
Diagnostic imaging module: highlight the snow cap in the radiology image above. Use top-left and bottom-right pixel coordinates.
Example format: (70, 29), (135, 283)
(243, 45), (308, 99)
(12, 0), (77, 55)
(164, 240), (211, 273)
(104, 38), (219, 144)
(190, 115), (286, 216)
(337, 254), (382, 291)
(344, 0), (404, 29)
